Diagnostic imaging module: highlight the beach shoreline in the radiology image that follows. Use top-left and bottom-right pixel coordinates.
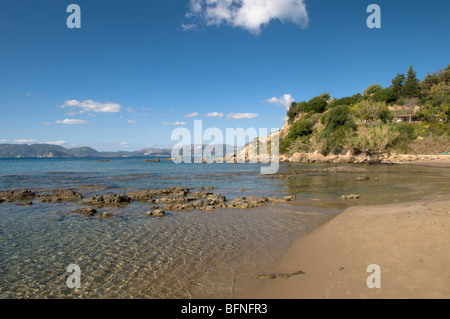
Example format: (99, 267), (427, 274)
(235, 161), (450, 299)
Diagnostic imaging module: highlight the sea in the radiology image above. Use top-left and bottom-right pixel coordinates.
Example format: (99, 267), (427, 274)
(0, 157), (448, 299)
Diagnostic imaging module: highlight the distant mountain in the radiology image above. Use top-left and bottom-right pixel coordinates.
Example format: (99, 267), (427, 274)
(171, 144), (241, 157)
(0, 144), (172, 158)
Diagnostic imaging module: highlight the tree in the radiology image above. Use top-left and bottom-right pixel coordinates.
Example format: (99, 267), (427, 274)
(403, 66), (421, 98)
(438, 65), (450, 83)
(305, 95), (328, 113)
(420, 72), (439, 99)
(352, 99), (390, 123)
(364, 84), (383, 96)
(373, 88), (397, 104)
(391, 73), (405, 98)
(430, 82), (450, 122)
(403, 97), (419, 123)
(323, 105), (355, 131)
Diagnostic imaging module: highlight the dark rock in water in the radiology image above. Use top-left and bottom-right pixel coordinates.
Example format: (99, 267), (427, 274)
(356, 176), (370, 181)
(340, 194), (360, 200)
(149, 205), (160, 211)
(323, 166), (368, 173)
(80, 193), (132, 207)
(227, 196), (269, 209)
(39, 190), (83, 203)
(15, 201), (33, 206)
(153, 158), (161, 163)
(253, 270), (305, 280)
(128, 190), (155, 201)
(152, 195), (191, 204)
(162, 203), (195, 211)
(280, 195), (296, 202)
(98, 212), (113, 218)
(189, 191), (214, 199)
(146, 209), (166, 217)
(128, 187), (190, 201)
(197, 187), (218, 191)
(0, 189), (36, 202)
(75, 207), (97, 216)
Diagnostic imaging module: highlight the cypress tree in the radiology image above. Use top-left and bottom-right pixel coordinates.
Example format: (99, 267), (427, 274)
(403, 66), (421, 98)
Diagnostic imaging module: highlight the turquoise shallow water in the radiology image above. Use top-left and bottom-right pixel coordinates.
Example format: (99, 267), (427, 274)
(0, 158), (448, 298)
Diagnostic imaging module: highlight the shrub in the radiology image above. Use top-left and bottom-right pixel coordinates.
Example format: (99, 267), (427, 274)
(323, 105), (356, 131)
(347, 124), (402, 154)
(373, 88), (397, 104)
(280, 119), (314, 154)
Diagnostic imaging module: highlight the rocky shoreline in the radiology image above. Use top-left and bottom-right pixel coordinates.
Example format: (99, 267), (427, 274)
(282, 152), (450, 164)
(0, 187), (296, 218)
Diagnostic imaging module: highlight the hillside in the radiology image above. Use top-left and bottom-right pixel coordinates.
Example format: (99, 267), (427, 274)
(278, 64), (450, 158)
(0, 144), (172, 158)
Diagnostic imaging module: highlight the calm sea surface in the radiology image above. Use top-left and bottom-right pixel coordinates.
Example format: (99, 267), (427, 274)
(0, 158), (448, 298)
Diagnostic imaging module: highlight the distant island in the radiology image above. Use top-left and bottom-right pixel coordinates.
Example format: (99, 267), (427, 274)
(0, 143), (239, 159)
(0, 144), (172, 158)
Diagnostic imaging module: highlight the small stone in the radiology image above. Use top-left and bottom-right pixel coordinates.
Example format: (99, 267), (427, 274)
(75, 207), (97, 216)
(15, 201), (33, 206)
(340, 194), (360, 200)
(147, 209), (166, 217)
(99, 212), (113, 218)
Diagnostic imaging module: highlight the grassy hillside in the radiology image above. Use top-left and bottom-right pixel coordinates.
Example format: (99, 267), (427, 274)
(281, 65), (450, 156)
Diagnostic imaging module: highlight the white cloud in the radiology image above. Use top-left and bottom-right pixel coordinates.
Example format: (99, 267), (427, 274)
(0, 140), (8, 143)
(119, 142), (129, 148)
(205, 112), (224, 118)
(127, 120), (137, 124)
(186, 0), (309, 34)
(55, 119), (90, 125)
(227, 113), (259, 120)
(163, 122), (187, 126)
(265, 94), (295, 110)
(61, 100), (121, 114)
(181, 23), (198, 31)
(40, 122), (53, 125)
(46, 141), (66, 146)
(185, 112), (200, 118)
(13, 139), (39, 144)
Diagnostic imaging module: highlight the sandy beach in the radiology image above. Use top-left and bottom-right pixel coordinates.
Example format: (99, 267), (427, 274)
(237, 162), (450, 299)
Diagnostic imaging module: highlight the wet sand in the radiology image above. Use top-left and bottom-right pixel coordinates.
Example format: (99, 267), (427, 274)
(237, 161), (450, 299)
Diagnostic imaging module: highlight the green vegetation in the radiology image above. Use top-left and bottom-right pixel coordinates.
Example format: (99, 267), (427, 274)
(282, 64), (450, 156)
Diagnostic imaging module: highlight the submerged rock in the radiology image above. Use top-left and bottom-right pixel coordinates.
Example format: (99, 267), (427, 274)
(39, 190), (83, 203)
(128, 187), (190, 201)
(15, 201), (33, 206)
(340, 194), (360, 200)
(227, 196), (269, 209)
(98, 212), (113, 218)
(323, 166), (368, 173)
(0, 189), (36, 202)
(151, 195), (193, 204)
(253, 270), (305, 280)
(75, 207), (97, 216)
(80, 193), (132, 207)
(146, 209), (166, 217)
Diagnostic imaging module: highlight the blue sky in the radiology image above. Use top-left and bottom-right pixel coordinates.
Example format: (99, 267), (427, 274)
(0, 0), (449, 151)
